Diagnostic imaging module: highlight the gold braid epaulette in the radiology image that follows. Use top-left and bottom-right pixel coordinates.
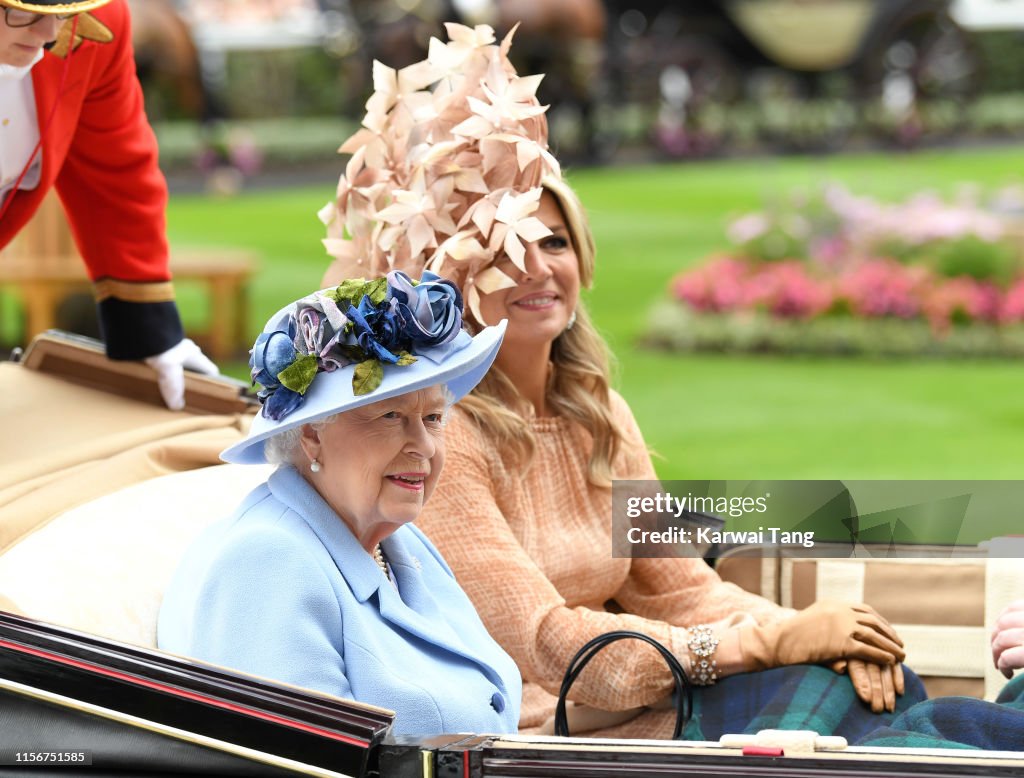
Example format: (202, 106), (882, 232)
(50, 12), (113, 58)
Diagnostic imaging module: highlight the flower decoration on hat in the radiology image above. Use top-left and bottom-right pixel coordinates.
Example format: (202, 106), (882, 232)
(319, 22), (562, 323)
(250, 271), (463, 420)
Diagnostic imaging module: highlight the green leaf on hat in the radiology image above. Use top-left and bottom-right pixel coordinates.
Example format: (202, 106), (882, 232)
(363, 278), (388, 305)
(353, 359), (384, 395)
(278, 353), (319, 394)
(395, 351), (417, 366)
(330, 278), (367, 311)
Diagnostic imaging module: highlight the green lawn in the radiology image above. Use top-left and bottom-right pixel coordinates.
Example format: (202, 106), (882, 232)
(165, 144), (1024, 479)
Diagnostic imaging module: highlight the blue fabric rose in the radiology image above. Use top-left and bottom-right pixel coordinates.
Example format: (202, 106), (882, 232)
(259, 386), (304, 420)
(388, 270), (464, 347)
(250, 324), (298, 389)
(346, 295), (403, 364)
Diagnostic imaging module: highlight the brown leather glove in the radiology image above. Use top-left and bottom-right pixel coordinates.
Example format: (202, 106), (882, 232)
(740, 600), (906, 672)
(833, 658), (905, 713)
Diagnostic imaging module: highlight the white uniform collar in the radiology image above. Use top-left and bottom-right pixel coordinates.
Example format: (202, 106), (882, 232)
(0, 49), (44, 82)
(0, 49), (44, 199)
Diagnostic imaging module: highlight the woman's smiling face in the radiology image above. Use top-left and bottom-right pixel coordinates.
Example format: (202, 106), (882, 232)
(301, 386), (448, 548)
(476, 191), (581, 350)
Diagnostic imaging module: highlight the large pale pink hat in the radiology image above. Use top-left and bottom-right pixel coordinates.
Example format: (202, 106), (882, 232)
(319, 23), (563, 323)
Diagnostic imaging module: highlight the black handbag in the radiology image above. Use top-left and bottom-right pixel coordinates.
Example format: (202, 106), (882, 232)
(553, 630), (694, 739)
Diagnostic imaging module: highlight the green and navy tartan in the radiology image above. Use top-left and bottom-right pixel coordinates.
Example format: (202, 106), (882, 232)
(855, 674), (1024, 750)
(682, 663), (927, 742)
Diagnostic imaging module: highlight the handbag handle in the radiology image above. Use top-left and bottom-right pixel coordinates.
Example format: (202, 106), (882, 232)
(553, 630), (693, 739)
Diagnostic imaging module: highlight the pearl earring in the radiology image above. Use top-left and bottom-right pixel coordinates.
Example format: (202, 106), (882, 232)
(565, 310), (577, 331)
(310, 459), (321, 473)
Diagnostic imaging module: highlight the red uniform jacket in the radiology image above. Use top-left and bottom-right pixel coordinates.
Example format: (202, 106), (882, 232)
(0, 0), (183, 359)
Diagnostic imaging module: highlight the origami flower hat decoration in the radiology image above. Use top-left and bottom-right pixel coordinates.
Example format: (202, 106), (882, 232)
(319, 22), (562, 323)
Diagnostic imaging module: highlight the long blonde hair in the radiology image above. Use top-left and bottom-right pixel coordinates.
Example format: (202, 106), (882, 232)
(458, 177), (627, 486)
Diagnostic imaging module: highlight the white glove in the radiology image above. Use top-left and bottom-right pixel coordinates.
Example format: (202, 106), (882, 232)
(992, 600), (1024, 679)
(144, 338), (220, 411)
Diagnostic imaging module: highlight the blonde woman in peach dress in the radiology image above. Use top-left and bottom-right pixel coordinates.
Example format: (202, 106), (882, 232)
(321, 21), (924, 741)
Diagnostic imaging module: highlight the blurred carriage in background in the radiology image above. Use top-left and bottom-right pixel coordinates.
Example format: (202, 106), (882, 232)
(314, 0), (988, 158)
(125, 0), (986, 163)
(603, 0), (982, 155)
(292, 0), (985, 160)
(125, 0), (992, 167)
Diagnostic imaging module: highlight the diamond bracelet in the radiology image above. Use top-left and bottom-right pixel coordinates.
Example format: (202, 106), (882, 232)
(686, 624), (720, 686)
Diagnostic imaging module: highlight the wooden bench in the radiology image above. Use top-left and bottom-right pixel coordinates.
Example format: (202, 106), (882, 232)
(0, 192), (258, 360)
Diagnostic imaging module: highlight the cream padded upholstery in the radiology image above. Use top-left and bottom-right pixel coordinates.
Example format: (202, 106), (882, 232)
(0, 464), (273, 647)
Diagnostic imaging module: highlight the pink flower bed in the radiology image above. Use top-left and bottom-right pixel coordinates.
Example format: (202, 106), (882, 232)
(673, 256), (1020, 331)
(672, 184), (1024, 334)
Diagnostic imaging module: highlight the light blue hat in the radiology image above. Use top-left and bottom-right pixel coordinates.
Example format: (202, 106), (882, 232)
(222, 271), (505, 465)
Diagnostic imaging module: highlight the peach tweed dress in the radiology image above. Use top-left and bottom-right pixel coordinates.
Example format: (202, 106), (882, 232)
(417, 391), (787, 738)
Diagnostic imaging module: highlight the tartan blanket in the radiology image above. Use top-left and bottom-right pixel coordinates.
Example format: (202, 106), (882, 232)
(855, 674), (1024, 750)
(683, 664), (927, 742)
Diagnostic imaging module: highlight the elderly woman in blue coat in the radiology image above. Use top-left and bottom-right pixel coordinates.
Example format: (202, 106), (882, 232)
(158, 272), (519, 736)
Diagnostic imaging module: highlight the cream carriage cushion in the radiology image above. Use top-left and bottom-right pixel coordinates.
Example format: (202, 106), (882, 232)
(0, 464), (273, 648)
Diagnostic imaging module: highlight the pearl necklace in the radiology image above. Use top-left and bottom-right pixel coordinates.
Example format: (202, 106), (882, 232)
(372, 544), (387, 576)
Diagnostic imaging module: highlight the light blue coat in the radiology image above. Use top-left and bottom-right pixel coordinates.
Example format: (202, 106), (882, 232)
(157, 465), (521, 735)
